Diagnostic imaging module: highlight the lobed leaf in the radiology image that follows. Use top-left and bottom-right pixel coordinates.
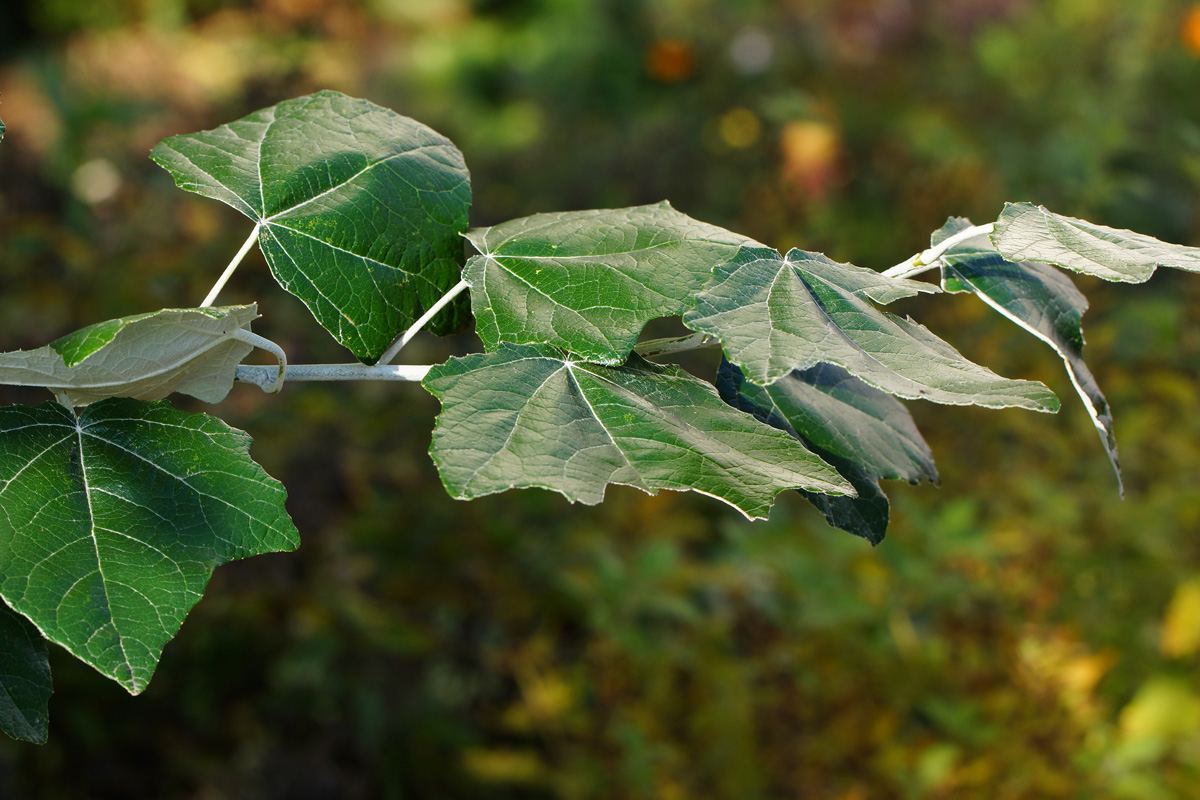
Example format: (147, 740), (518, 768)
(0, 306), (258, 406)
(151, 90), (471, 364)
(463, 202), (759, 364)
(937, 218), (1121, 492)
(684, 246), (1059, 412)
(0, 601), (51, 743)
(423, 343), (853, 520)
(992, 202), (1200, 283)
(0, 398), (299, 694)
(717, 360), (937, 544)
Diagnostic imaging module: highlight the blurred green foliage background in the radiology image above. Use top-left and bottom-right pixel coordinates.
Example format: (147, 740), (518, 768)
(4, 0), (1200, 797)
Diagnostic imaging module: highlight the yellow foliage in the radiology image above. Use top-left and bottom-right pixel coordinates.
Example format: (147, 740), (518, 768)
(1160, 577), (1200, 657)
(1118, 676), (1200, 745)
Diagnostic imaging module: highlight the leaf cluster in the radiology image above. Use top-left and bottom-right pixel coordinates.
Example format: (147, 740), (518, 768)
(3, 91), (1200, 743)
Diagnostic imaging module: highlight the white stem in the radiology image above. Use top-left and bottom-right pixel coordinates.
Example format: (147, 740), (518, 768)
(231, 328), (286, 392)
(378, 279), (471, 365)
(634, 332), (718, 359)
(882, 223), (995, 280)
(235, 362), (431, 391)
(202, 224), (261, 307)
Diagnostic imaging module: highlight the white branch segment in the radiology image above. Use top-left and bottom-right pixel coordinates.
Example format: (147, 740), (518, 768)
(231, 328), (286, 392)
(882, 223), (995, 280)
(202, 224), (261, 307)
(235, 362), (431, 391)
(378, 278), (471, 365)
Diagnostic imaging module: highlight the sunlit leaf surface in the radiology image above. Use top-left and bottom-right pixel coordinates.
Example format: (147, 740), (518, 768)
(152, 91), (471, 364)
(992, 202), (1200, 283)
(464, 202), (758, 364)
(424, 343), (853, 520)
(0, 398), (299, 693)
(685, 246), (1059, 412)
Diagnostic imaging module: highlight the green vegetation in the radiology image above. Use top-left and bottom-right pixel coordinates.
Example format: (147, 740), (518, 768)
(3, 1), (1200, 798)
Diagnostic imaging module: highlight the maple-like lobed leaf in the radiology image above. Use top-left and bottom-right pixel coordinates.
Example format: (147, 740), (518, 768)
(464, 202), (760, 364)
(992, 202), (1200, 283)
(685, 246), (1059, 412)
(718, 360), (937, 543)
(151, 90), (471, 364)
(937, 217), (1121, 492)
(0, 398), (299, 694)
(0, 306), (258, 406)
(423, 343), (854, 520)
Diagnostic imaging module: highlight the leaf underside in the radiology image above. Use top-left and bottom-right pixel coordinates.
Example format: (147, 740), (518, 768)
(423, 343), (854, 520)
(151, 90), (471, 364)
(992, 202), (1200, 283)
(0, 601), (51, 743)
(464, 202), (760, 364)
(685, 246), (1059, 413)
(718, 360), (937, 544)
(0, 306), (258, 406)
(0, 398), (299, 694)
(937, 218), (1121, 492)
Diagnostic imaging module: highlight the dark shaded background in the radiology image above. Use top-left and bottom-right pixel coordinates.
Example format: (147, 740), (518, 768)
(3, 0), (1200, 797)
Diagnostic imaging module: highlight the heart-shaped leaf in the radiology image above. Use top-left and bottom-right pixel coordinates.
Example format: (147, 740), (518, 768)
(684, 246), (1059, 412)
(0, 602), (51, 743)
(0, 398), (299, 693)
(463, 202), (759, 364)
(992, 202), (1200, 283)
(937, 218), (1121, 492)
(0, 306), (258, 406)
(717, 360), (937, 544)
(423, 343), (853, 520)
(151, 90), (471, 364)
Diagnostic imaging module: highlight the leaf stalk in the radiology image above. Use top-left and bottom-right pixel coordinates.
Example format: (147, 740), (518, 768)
(201, 224), (261, 307)
(882, 223), (995, 280)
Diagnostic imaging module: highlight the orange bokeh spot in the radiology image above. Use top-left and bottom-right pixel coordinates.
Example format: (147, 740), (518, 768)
(644, 39), (696, 83)
(1184, 5), (1200, 56)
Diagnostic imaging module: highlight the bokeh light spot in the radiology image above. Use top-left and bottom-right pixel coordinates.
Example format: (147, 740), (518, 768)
(718, 107), (761, 149)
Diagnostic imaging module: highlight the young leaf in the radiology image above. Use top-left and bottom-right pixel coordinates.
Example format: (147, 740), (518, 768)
(684, 246), (1059, 412)
(717, 360), (937, 544)
(992, 202), (1200, 283)
(463, 202), (759, 364)
(937, 218), (1122, 492)
(423, 343), (854, 520)
(0, 602), (52, 744)
(151, 90), (471, 364)
(0, 306), (258, 406)
(0, 398), (299, 694)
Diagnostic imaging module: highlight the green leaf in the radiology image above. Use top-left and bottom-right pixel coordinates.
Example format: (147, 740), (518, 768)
(151, 90), (471, 364)
(937, 218), (1121, 492)
(992, 202), (1200, 283)
(423, 343), (853, 520)
(684, 246), (1059, 412)
(463, 202), (759, 364)
(0, 306), (258, 406)
(0, 602), (52, 743)
(717, 360), (937, 544)
(0, 398), (299, 693)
